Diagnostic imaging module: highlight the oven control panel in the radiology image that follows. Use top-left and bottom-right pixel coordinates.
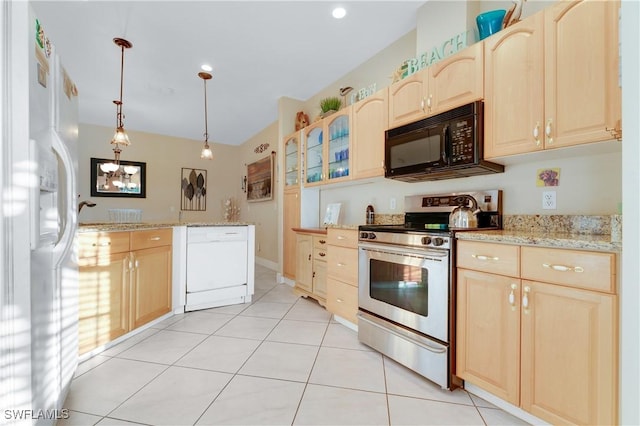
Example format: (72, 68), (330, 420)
(359, 231), (450, 250)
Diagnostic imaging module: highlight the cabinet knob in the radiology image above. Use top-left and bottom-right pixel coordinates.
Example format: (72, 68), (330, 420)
(545, 119), (553, 144)
(319, 252), (326, 257)
(149, 236), (161, 241)
(319, 239), (326, 244)
(533, 122), (541, 146)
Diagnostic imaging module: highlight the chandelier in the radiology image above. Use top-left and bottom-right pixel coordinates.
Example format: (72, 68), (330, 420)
(110, 37), (133, 165)
(198, 71), (214, 160)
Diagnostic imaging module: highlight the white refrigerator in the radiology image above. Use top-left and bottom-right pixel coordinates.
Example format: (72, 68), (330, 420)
(27, 4), (80, 421)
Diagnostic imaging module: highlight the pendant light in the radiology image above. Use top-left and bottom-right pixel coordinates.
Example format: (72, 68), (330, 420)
(110, 37), (132, 165)
(199, 71), (214, 160)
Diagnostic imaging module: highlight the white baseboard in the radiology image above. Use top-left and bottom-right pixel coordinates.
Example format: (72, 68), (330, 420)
(255, 256), (278, 271)
(277, 273), (295, 287)
(464, 383), (549, 425)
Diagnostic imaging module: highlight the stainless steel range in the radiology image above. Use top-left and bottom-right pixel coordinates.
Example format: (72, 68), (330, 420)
(357, 190), (502, 389)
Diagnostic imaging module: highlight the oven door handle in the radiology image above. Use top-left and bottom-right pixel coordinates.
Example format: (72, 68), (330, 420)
(359, 243), (449, 259)
(359, 312), (447, 354)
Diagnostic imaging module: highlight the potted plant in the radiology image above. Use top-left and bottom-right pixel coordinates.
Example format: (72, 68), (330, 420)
(319, 96), (342, 118)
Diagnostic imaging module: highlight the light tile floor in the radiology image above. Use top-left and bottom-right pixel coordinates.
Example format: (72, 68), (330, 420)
(60, 265), (529, 426)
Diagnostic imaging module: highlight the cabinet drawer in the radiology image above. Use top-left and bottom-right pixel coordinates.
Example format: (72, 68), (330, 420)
(457, 240), (520, 277)
(327, 229), (358, 248)
(313, 235), (328, 250)
(326, 277), (358, 324)
(327, 245), (358, 285)
(78, 231), (130, 258)
(521, 247), (616, 293)
(131, 228), (173, 251)
(313, 247), (327, 262)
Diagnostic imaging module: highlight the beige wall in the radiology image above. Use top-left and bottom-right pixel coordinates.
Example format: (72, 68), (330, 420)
(78, 123), (241, 223)
(237, 121), (280, 265)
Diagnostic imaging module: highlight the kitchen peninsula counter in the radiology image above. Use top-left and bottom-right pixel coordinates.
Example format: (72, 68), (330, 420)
(78, 221), (252, 232)
(455, 229), (621, 252)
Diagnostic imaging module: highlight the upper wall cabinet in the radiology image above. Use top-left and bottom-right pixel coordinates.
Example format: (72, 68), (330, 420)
(303, 107), (352, 187)
(352, 88), (388, 180)
(388, 42), (484, 129)
(283, 131), (300, 190)
(485, 0), (621, 158)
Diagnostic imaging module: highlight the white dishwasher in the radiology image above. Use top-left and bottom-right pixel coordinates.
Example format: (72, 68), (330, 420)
(185, 226), (255, 311)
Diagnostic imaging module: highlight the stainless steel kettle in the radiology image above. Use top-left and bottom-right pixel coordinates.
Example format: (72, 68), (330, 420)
(449, 195), (481, 229)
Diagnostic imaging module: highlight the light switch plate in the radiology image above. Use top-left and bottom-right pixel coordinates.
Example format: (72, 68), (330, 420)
(543, 191), (557, 209)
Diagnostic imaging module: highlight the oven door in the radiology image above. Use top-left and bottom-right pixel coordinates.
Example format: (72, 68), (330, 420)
(358, 242), (449, 343)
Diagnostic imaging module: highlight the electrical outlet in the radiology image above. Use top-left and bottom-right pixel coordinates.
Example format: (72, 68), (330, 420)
(542, 191), (557, 210)
(390, 197), (397, 210)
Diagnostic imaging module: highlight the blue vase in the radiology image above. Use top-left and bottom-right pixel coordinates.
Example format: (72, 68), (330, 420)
(476, 9), (506, 40)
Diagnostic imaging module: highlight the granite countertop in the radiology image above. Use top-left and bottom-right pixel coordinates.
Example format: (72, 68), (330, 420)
(455, 229), (621, 252)
(78, 221), (252, 233)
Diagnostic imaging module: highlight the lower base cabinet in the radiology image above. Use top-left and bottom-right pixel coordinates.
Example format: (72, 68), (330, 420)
(456, 240), (617, 425)
(294, 231), (327, 305)
(78, 228), (172, 355)
(326, 229), (359, 324)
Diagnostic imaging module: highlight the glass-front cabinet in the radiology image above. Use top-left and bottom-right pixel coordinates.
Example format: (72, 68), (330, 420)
(326, 109), (351, 183)
(304, 121), (325, 186)
(303, 106), (352, 187)
(283, 132), (300, 189)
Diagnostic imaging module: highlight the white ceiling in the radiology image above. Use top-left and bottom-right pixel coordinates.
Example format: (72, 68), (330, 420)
(31, 1), (424, 146)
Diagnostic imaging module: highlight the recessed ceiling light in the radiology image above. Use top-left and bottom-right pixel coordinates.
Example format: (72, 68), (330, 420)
(332, 7), (346, 19)
(200, 64), (213, 72)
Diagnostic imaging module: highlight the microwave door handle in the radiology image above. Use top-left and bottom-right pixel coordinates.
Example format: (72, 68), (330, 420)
(442, 124), (451, 164)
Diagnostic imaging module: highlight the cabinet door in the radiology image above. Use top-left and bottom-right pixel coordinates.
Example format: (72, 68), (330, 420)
(130, 245), (172, 329)
(544, 0), (621, 148)
(520, 280), (617, 425)
(388, 69), (428, 128)
(428, 42), (484, 115)
(313, 260), (327, 299)
(456, 269), (520, 405)
(352, 89), (388, 180)
(484, 12), (545, 158)
(295, 234), (313, 293)
(325, 107), (352, 183)
(304, 122), (325, 186)
(283, 132), (300, 188)
(283, 189), (300, 280)
(78, 252), (130, 355)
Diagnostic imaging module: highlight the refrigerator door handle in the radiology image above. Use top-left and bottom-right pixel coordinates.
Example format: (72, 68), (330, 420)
(51, 130), (77, 269)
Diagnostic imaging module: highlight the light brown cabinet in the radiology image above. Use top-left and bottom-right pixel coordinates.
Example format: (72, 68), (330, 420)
(484, 0), (621, 158)
(456, 240), (617, 425)
(282, 130), (301, 280)
(78, 228), (172, 355)
(352, 89), (388, 179)
(294, 231), (327, 305)
(326, 229), (359, 324)
(283, 188), (300, 280)
(388, 42), (484, 129)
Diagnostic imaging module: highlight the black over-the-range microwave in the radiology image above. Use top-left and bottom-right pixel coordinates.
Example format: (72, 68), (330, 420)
(384, 101), (504, 182)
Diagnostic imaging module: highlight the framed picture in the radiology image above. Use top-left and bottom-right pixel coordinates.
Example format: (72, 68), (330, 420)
(181, 168), (207, 211)
(247, 153), (274, 202)
(90, 157), (146, 198)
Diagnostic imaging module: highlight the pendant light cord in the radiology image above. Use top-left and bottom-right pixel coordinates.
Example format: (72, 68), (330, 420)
(117, 44), (125, 128)
(203, 78), (209, 142)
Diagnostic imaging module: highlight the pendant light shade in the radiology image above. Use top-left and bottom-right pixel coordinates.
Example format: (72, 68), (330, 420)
(199, 71), (214, 160)
(110, 38), (132, 155)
